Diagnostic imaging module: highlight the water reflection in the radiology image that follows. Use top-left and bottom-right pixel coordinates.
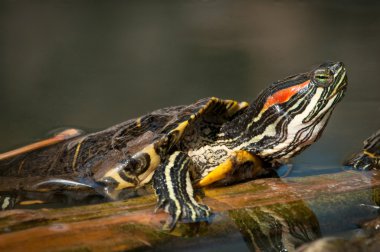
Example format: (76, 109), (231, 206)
(229, 201), (321, 251)
(1, 170), (380, 251)
(298, 186), (380, 251)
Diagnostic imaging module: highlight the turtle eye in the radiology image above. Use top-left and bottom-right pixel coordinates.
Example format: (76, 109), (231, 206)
(311, 68), (334, 87)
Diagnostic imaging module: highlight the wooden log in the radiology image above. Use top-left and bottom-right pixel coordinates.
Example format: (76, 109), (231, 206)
(0, 171), (379, 251)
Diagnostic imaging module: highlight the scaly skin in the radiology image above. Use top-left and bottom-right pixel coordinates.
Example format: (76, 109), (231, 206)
(344, 129), (380, 170)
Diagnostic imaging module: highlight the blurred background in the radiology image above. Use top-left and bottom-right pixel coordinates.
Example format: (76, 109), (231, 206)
(1, 0), (379, 167)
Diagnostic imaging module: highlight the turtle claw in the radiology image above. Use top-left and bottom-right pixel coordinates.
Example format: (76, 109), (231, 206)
(156, 198), (212, 231)
(154, 198), (166, 214)
(344, 153), (376, 171)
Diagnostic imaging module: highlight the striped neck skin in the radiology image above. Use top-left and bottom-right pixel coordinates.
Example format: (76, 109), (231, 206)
(221, 61), (347, 163)
(363, 129), (380, 156)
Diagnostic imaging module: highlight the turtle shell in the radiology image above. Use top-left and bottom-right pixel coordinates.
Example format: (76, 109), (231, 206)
(0, 97), (248, 193)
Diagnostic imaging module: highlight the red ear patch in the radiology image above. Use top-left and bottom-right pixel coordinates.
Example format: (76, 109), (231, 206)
(263, 80), (310, 111)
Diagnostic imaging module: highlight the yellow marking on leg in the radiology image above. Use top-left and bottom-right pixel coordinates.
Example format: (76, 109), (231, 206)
(102, 97), (249, 191)
(174, 121), (189, 135)
(226, 101), (249, 117)
(2, 197), (10, 209)
(108, 170), (135, 190)
(136, 117), (142, 128)
(103, 144), (161, 190)
(17, 159), (26, 175)
(364, 150), (380, 159)
(197, 150), (262, 187)
(169, 98), (247, 143)
(19, 200), (45, 206)
(139, 170), (155, 186)
(72, 137), (85, 171)
(164, 152), (182, 221)
(137, 145), (161, 183)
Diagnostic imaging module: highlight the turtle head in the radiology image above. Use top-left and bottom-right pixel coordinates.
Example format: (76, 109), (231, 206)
(264, 61), (348, 124)
(229, 61), (347, 162)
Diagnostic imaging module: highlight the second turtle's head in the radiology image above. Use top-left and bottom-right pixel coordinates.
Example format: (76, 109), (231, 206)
(232, 61), (347, 162)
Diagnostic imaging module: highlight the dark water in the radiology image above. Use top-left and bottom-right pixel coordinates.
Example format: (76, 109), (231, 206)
(1, 0), (380, 251)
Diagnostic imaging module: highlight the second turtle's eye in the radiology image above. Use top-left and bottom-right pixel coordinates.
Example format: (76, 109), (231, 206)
(311, 68), (334, 87)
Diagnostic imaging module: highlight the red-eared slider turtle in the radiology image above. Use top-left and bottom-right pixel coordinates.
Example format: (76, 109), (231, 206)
(0, 61), (347, 228)
(344, 129), (380, 170)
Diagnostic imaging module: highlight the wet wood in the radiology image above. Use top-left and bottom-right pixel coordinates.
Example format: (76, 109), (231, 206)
(0, 171), (379, 251)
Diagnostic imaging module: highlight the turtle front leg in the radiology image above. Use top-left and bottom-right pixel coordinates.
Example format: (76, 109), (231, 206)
(344, 151), (380, 170)
(197, 150), (264, 187)
(344, 129), (380, 170)
(152, 151), (211, 230)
